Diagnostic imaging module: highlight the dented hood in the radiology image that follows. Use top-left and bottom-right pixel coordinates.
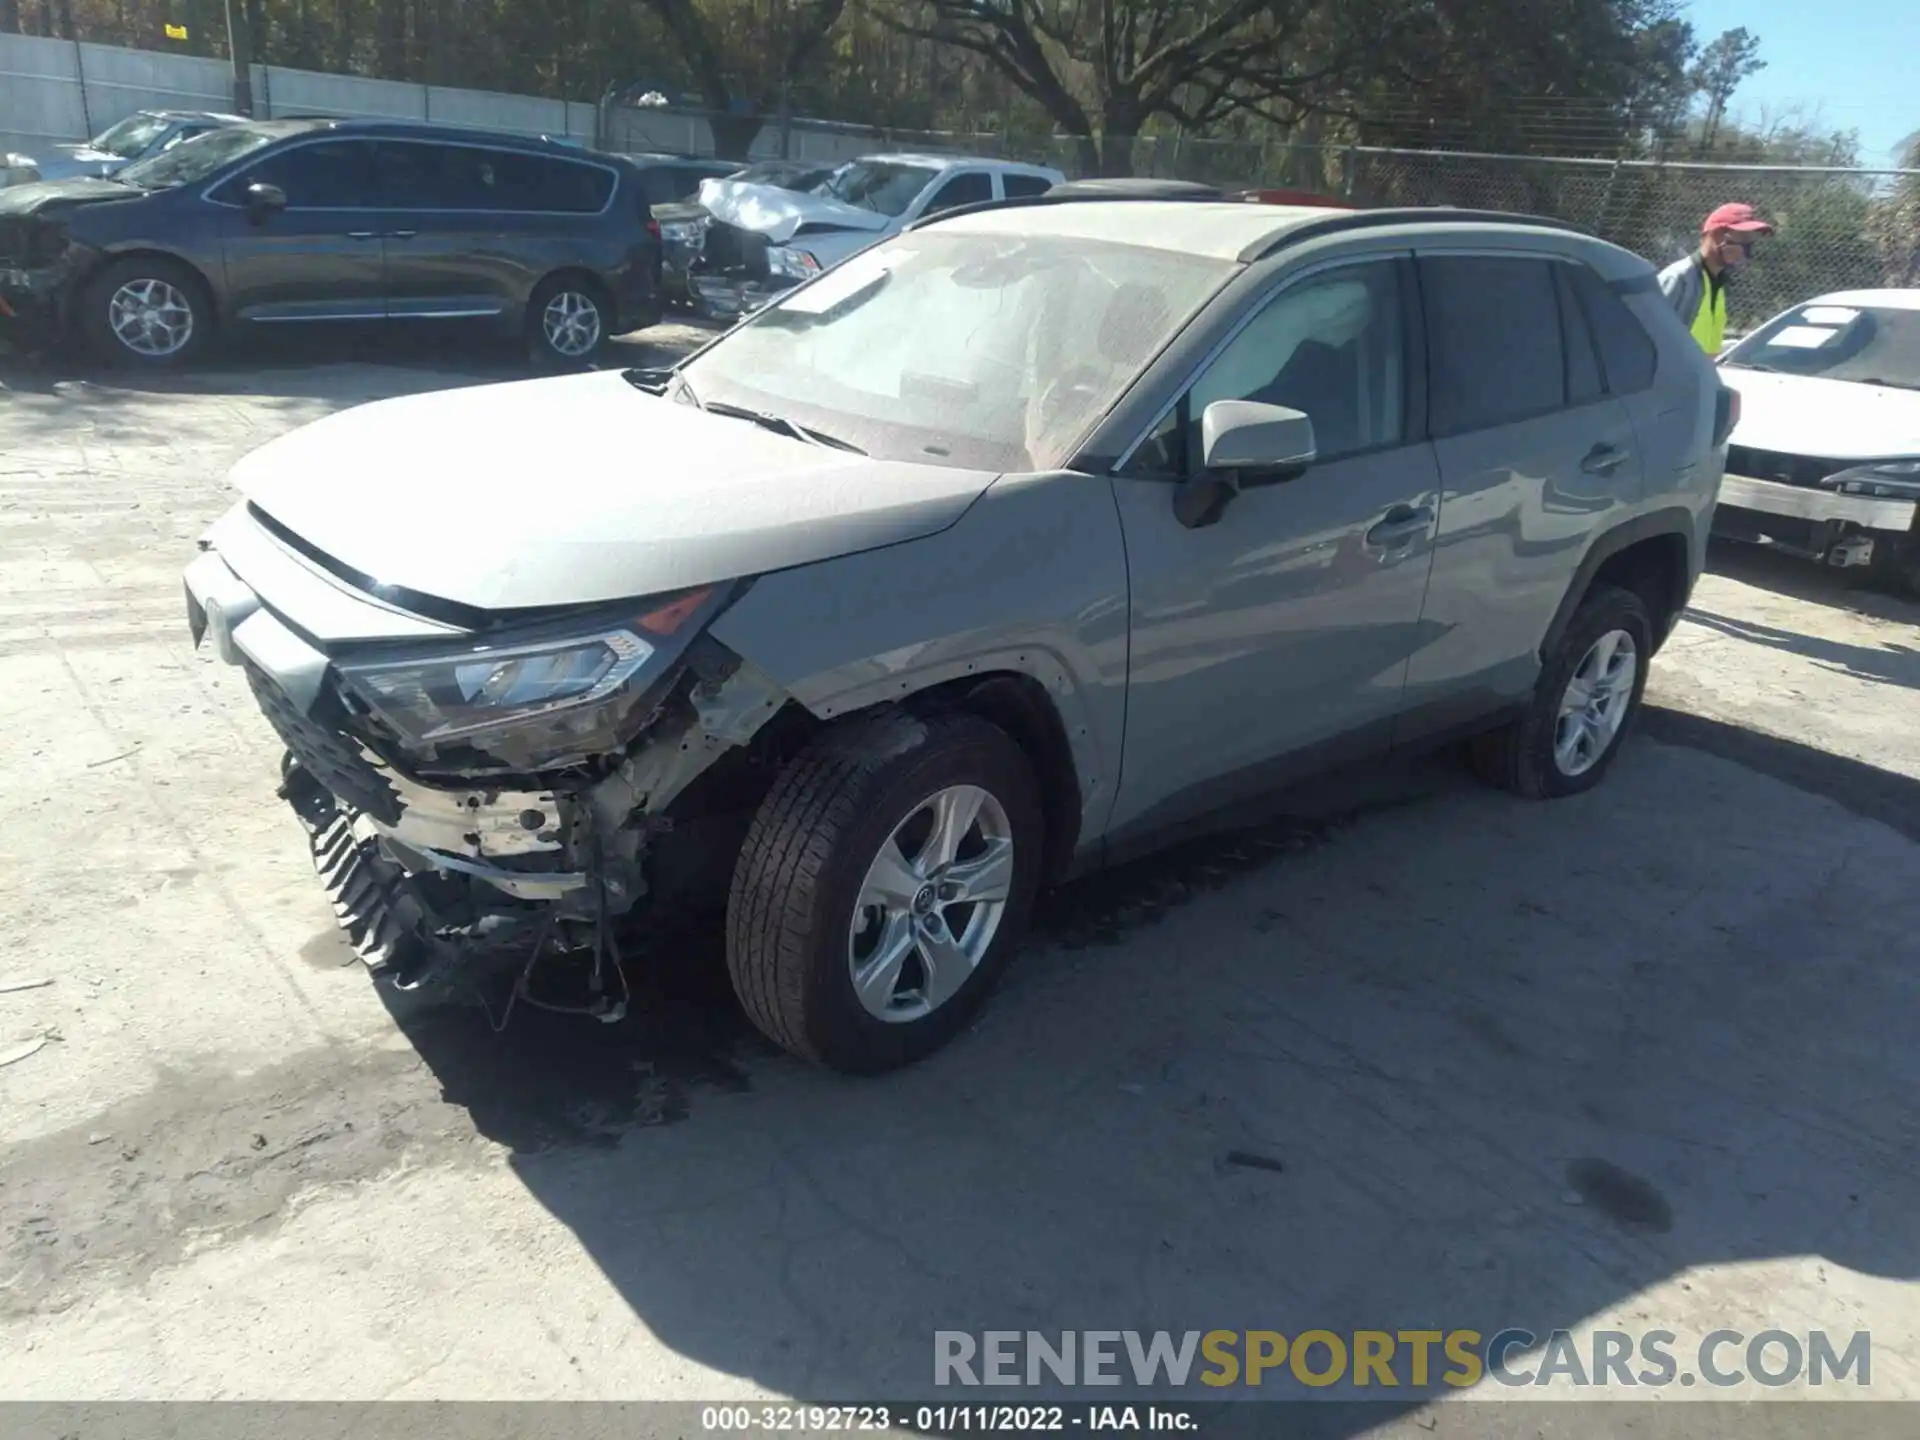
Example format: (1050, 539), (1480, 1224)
(698, 176), (893, 244)
(230, 369), (998, 613)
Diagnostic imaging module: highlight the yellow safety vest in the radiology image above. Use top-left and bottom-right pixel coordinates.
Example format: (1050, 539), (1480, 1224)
(1690, 276), (1727, 355)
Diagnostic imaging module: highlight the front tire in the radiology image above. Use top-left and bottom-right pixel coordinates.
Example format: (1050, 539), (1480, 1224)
(527, 274), (610, 368)
(726, 712), (1045, 1074)
(1472, 583), (1652, 799)
(81, 256), (212, 368)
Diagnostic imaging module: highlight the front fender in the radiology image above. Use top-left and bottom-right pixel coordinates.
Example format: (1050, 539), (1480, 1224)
(707, 470), (1131, 858)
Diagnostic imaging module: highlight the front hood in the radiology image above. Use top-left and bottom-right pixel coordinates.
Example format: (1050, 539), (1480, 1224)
(230, 369), (1000, 613)
(651, 200), (707, 224)
(0, 175), (142, 216)
(1721, 368), (1920, 459)
(698, 177), (892, 244)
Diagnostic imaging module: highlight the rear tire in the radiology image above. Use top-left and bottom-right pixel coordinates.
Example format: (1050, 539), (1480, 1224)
(725, 712), (1044, 1074)
(1471, 583), (1652, 799)
(526, 273), (610, 368)
(80, 256), (212, 368)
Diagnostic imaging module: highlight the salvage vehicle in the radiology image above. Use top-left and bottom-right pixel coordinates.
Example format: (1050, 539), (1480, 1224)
(687, 152), (1063, 315)
(653, 158), (837, 308)
(1, 109), (243, 188)
(0, 118), (662, 366)
(183, 197), (1730, 1073)
(1714, 289), (1920, 593)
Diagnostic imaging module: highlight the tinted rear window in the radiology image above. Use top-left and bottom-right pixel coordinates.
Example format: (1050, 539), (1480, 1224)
(1423, 256), (1566, 434)
(380, 144), (615, 213)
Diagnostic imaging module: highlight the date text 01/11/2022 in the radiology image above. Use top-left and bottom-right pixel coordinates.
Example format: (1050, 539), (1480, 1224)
(698, 1405), (1199, 1432)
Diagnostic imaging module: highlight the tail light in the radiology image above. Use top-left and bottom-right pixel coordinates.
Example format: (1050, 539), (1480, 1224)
(645, 218), (662, 241)
(1712, 385), (1740, 448)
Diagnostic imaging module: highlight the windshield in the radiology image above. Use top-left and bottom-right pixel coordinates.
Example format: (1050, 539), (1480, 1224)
(814, 160), (939, 217)
(733, 160), (833, 192)
(1724, 302), (1920, 390)
(90, 113), (171, 159)
(117, 126), (277, 190)
(677, 231), (1233, 471)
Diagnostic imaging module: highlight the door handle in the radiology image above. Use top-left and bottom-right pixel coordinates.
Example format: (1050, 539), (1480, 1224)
(345, 230), (378, 239)
(1581, 443), (1630, 475)
(385, 230), (416, 239)
(1365, 504), (1434, 549)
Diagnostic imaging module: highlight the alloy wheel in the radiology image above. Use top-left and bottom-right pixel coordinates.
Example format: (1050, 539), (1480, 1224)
(847, 784), (1015, 1024)
(108, 278), (194, 358)
(541, 291), (603, 357)
(1553, 628), (1638, 777)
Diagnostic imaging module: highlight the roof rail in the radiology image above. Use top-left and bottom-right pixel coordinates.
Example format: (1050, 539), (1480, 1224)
(1239, 205), (1587, 261)
(902, 187), (1231, 233)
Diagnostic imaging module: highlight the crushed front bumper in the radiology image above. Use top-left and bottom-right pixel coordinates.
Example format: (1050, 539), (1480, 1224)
(690, 272), (793, 319)
(184, 532), (789, 992)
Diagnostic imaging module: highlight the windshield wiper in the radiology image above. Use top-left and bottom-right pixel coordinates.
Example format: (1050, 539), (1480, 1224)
(702, 400), (866, 453)
(1726, 361), (1782, 373)
(1859, 377), (1920, 392)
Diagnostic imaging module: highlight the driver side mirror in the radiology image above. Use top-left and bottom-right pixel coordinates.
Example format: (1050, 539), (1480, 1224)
(1174, 400), (1317, 529)
(244, 181), (287, 222)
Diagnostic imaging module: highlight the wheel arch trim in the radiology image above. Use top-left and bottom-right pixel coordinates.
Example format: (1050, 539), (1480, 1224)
(1539, 506), (1698, 661)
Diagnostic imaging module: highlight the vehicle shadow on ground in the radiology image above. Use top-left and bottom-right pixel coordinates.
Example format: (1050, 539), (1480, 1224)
(1680, 609), (1920, 695)
(1706, 537), (1919, 617)
(0, 320), (709, 401)
(382, 719), (1920, 1425)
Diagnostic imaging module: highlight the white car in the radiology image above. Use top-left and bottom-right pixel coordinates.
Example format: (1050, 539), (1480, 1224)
(686, 152), (1064, 316)
(1715, 289), (1920, 591)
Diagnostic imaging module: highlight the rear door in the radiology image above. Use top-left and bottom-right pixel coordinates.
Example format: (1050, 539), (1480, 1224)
(375, 142), (619, 322)
(214, 139), (388, 323)
(910, 169), (994, 220)
(1396, 252), (1644, 739)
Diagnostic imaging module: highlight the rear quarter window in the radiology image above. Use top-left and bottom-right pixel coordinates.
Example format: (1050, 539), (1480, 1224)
(1567, 262), (1658, 394)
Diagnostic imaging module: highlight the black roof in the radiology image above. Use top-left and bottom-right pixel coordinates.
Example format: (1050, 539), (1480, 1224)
(241, 116), (604, 154)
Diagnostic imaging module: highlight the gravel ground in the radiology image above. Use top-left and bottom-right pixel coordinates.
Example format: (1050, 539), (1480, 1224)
(2, 333), (1918, 1434)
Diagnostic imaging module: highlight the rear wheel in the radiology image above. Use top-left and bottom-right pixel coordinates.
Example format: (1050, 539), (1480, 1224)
(1472, 583), (1652, 799)
(725, 712), (1044, 1074)
(527, 274), (610, 367)
(81, 256), (212, 368)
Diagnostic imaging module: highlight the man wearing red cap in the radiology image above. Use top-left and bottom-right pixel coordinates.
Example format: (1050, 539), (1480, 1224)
(1657, 202), (1775, 355)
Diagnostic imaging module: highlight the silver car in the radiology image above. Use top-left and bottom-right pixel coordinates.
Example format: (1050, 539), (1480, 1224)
(183, 198), (1731, 1073)
(3, 109), (243, 187)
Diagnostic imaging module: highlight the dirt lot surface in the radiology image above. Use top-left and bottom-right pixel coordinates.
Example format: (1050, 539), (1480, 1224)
(3, 332), (1918, 1433)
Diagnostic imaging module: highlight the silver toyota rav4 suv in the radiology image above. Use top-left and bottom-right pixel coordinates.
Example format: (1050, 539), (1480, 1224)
(183, 198), (1732, 1073)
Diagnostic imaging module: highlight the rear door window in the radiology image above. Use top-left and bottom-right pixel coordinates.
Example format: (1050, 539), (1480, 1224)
(1554, 264), (1605, 406)
(1421, 256), (1566, 435)
(921, 171), (994, 215)
(1001, 174), (1054, 199)
(472, 149), (615, 213)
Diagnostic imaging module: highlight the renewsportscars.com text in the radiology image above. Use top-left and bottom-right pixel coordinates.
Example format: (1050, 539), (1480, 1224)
(934, 1328), (1871, 1390)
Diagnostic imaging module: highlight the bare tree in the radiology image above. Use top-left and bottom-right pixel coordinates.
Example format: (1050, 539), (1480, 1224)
(889, 0), (1418, 176)
(647, 0), (851, 157)
(1689, 25), (1764, 153)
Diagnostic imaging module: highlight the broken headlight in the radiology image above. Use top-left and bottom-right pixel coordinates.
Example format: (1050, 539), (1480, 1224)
(334, 589), (714, 758)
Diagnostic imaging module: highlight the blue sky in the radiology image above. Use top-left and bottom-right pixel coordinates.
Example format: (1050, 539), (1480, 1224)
(1686, 0), (1917, 166)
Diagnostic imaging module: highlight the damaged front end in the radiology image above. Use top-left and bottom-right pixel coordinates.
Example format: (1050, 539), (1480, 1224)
(184, 530), (791, 1016)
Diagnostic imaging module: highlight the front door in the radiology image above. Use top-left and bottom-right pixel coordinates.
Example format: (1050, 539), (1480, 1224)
(1105, 256), (1443, 844)
(214, 139), (387, 324)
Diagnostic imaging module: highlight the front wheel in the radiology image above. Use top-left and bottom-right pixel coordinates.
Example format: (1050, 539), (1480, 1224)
(526, 274), (610, 367)
(726, 712), (1045, 1074)
(1472, 583), (1653, 798)
(81, 256), (212, 368)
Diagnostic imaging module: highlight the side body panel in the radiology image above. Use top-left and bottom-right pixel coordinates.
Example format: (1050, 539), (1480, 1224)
(708, 470), (1132, 862)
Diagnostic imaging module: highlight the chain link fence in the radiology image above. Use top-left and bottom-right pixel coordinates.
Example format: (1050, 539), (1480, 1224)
(1340, 147), (1915, 330)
